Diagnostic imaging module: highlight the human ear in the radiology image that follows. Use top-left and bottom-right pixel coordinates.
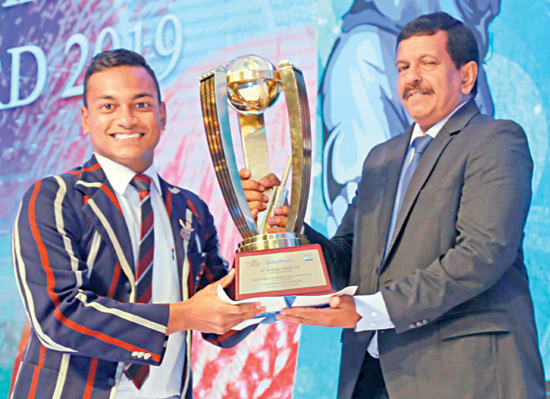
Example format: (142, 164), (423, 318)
(80, 105), (90, 134)
(160, 101), (167, 130)
(460, 61), (478, 95)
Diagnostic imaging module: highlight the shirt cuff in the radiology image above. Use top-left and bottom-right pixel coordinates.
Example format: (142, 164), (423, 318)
(353, 292), (394, 332)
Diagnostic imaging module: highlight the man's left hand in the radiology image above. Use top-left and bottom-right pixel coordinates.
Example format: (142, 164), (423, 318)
(277, 295), (361, 329)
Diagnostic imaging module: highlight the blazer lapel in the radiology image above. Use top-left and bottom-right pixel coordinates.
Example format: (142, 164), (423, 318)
(384, 100), (481, 266)
(352, 130), (411, 293)
(76, 156), (136, 294)
(375, 127), (413, 264)
(160, 178), (189, 295)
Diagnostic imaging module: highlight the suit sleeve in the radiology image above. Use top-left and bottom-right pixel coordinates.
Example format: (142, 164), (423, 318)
(189, 195), (230, 291)
(381, 120), (533, 333)
(12, 176), (169, 366)
(303, 197), (356, 291)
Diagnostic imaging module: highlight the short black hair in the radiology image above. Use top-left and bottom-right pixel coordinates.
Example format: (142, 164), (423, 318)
(82, 49), (161, 107)
(397, 12), (479, 96)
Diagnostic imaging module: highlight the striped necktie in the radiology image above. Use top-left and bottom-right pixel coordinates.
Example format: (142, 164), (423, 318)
(124, 173), (154, 389)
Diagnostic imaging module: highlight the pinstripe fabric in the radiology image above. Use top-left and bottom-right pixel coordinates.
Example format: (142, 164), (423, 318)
(11, 156), (254, 399)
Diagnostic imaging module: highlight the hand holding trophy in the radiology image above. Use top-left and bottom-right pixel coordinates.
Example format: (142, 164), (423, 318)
(199, 55), (332, 300)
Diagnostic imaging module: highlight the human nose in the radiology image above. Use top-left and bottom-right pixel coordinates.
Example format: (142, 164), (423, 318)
(116, 106), (138, 128)
(403, 64), (422, 85)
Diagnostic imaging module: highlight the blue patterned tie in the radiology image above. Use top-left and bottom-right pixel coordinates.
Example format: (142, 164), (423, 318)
(385, 134), (433, 256)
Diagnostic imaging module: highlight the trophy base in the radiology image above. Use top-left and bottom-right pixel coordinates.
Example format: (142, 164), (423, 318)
(237, 232), (309, 252)
(234, 242), (332, 300)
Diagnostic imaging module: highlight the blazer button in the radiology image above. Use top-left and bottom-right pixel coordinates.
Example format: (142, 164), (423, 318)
(409, 323), (416, 329)
(125, 282), (132, 293)
(107, 377), (116, 387)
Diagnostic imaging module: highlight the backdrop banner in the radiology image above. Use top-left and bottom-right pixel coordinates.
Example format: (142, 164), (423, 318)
(0, 1), (548, 398)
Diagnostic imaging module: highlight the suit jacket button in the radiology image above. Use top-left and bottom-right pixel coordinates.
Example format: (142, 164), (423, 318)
(107, 377), (116, 387)
(125, 282), (132, 293)
(409, 323), (416, 329)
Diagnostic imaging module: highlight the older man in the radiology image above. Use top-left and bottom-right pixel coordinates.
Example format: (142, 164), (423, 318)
(243, 12), (545, 399)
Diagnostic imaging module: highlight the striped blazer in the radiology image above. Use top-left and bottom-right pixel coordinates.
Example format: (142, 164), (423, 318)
(11, 156), (250, 399)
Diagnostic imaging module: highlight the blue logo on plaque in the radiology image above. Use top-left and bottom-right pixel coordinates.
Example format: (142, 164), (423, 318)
(303, 254), (313, 261)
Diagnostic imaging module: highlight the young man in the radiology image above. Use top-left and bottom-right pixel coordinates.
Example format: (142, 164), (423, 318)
(243, 12), (545, 399)
(11, 49), (263, 399)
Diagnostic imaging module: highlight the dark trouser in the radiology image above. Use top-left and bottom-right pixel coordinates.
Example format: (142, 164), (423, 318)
(351, 353), (389, 399)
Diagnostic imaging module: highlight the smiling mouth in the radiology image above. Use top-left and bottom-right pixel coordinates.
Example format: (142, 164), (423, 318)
(403, 86), (434, 100)
(110, 133), (144, 140)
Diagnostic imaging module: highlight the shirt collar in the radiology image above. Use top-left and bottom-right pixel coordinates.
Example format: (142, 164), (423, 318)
(94, 153), (161, 196)
(410, 100), (468, 143)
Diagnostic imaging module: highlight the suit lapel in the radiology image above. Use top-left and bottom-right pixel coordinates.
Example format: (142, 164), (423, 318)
(159, 179), (198, 399)
(75, 156), (136, 295)
(383, 100), (481, 266)
(351, 130), (411, 293)
(375, 128), (413, 264)
(159, 178), (189, 293)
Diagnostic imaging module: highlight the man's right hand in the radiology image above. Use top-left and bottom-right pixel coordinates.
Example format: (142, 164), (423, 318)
(166, 269), (265, 335)
(239, 168), (280, 218)
(239, 168), (290, 233)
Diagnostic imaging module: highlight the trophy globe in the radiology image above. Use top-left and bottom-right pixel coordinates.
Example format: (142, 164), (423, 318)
(226, 55), (282, 115)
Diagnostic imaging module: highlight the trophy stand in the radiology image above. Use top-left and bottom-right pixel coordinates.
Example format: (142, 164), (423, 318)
(200, 55), (331, 300)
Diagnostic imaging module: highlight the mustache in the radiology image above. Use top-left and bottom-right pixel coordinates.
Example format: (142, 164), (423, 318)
(402, 84), (434, 99)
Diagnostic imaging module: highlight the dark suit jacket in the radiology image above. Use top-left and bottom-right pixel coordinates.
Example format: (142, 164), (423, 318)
(11, 155), (251, 399)
(306, 101), (546, 399)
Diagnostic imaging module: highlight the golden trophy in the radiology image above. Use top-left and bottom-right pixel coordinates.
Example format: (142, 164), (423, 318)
(199, 55), (331, 300)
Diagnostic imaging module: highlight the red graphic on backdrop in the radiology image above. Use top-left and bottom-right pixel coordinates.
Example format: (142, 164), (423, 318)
(1, 1), (317, 398)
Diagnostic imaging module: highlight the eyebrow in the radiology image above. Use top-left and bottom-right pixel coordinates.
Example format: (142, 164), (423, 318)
(418, 54), (437, 60)
(396, 54), (437, 64)
(133, 93), (155, 100)
(95, 93), (155, 101)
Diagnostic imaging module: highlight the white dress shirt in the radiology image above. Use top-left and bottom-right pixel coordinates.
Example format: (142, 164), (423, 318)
(353, 101), (467, 359)
(95, 154), (186, 398)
